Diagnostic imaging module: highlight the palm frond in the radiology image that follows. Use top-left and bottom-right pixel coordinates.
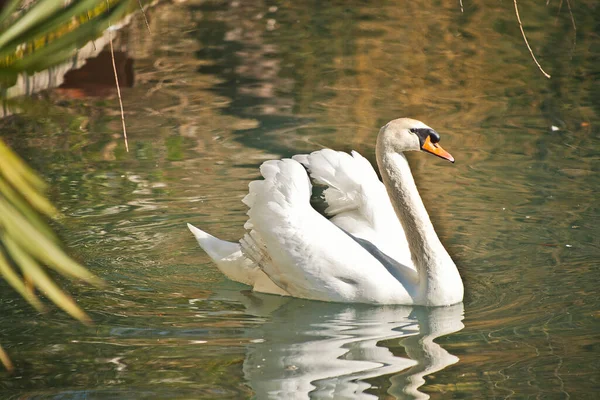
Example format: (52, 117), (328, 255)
(0, 0), (142, 372)
(0, 0), (134, 76)
(0, 139), (104, 370)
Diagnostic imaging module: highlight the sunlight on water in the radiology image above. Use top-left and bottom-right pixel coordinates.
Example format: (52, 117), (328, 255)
(0, 0), (598, 399)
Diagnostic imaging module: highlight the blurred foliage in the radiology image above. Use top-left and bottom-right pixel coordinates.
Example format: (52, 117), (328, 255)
(0, 0), (141, 370)
(0, 138), (104, 370)
(0, 138), (103, 315)
(0, 0), (133, 87)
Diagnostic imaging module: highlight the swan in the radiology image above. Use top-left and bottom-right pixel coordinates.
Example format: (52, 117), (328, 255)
(187, 118), (463, 306)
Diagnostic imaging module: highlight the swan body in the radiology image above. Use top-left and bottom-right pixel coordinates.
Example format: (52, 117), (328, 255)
(188, 118), (463, 306)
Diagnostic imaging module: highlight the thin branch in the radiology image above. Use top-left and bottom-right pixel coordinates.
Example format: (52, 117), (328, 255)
(460, 0), (464, 13)
(105, 0), (128, 152)
(513, 0), (551, 79)
(138, 0), (151, 33)
(108, 28), (129, 152)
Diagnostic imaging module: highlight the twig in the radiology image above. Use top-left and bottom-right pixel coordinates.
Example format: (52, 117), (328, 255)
(108, 28), (129, 152)
(105, 0), (129, 152)
(138, 0), (151, 33)
(459, 0), (464, 13)
(565, 0), (576, 38)
(513, 0), (551, 78)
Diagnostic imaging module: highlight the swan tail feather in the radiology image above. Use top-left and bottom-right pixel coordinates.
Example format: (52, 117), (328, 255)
(187, 223), (240, 261)
(187, 223), (258, 286)
(189, 160), (311, 297)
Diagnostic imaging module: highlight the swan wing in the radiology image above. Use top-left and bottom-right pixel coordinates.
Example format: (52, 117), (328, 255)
(241, 158), (414, 304)
(293, 149), (414, 269)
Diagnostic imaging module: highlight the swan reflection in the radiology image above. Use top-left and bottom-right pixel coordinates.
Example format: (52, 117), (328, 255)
(229, 292), (464, 399)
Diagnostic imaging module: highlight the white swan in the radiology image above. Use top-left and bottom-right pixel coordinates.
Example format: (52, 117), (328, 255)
(187, 118), (463, 306)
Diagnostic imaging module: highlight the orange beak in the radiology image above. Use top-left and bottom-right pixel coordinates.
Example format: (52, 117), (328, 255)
(421, 136), (455, 163)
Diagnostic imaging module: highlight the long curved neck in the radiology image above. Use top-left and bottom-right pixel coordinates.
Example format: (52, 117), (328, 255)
(376, 135), (462, 304)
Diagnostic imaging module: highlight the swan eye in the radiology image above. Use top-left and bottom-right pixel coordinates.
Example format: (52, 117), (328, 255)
(410, 128), (441, 146)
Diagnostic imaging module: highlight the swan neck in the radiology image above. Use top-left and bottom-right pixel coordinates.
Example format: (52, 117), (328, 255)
(375, 136), (461, 303)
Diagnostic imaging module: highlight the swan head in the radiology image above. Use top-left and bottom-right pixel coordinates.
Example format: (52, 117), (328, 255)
(379, 118), (454, 163)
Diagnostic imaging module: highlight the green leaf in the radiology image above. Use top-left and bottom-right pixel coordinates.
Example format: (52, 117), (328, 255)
(0, 248), (46, 313)
(0, 0), (23, 28)
(0, 199), (103, 287)
(0, 180), (57, 242)
(0, 344), (14, 373)
(9, 0), (132, 72)
(12, 0), (107, 48)
(3, 235), (90, 323)
(0, 139), (46, 191)
(0, 0), (66, 49)
(0, 161), (57, 218)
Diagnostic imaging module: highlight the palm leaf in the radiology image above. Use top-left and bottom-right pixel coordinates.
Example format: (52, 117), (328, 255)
(0, 0), (140, 371)
(3, 235), (91, 323)
(0, 0), (24, 28)
(0, 0), (134, 72)
(0, 0), (67, 49)
(0, 139), (104, 370)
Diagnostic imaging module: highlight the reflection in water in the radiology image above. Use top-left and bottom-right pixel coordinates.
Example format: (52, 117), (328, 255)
(226, 292), (463, 399)
(58, 50), (135, 98)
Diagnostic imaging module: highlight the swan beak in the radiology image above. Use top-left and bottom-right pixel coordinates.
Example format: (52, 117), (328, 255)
(421, 136), (455, 163)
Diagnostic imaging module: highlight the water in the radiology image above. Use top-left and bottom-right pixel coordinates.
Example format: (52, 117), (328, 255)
(1, 0), (598, 398)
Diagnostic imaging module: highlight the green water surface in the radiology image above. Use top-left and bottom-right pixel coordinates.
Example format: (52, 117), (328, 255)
(1, 0), (598, 398)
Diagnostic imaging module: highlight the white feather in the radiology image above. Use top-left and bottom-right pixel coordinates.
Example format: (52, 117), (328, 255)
(186, 223), (288, 296)
(238, 158), (416, 303)
(293, 149), (414, 269)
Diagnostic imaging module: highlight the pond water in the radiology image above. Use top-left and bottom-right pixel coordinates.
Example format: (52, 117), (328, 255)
(1, 0), (599, 398)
